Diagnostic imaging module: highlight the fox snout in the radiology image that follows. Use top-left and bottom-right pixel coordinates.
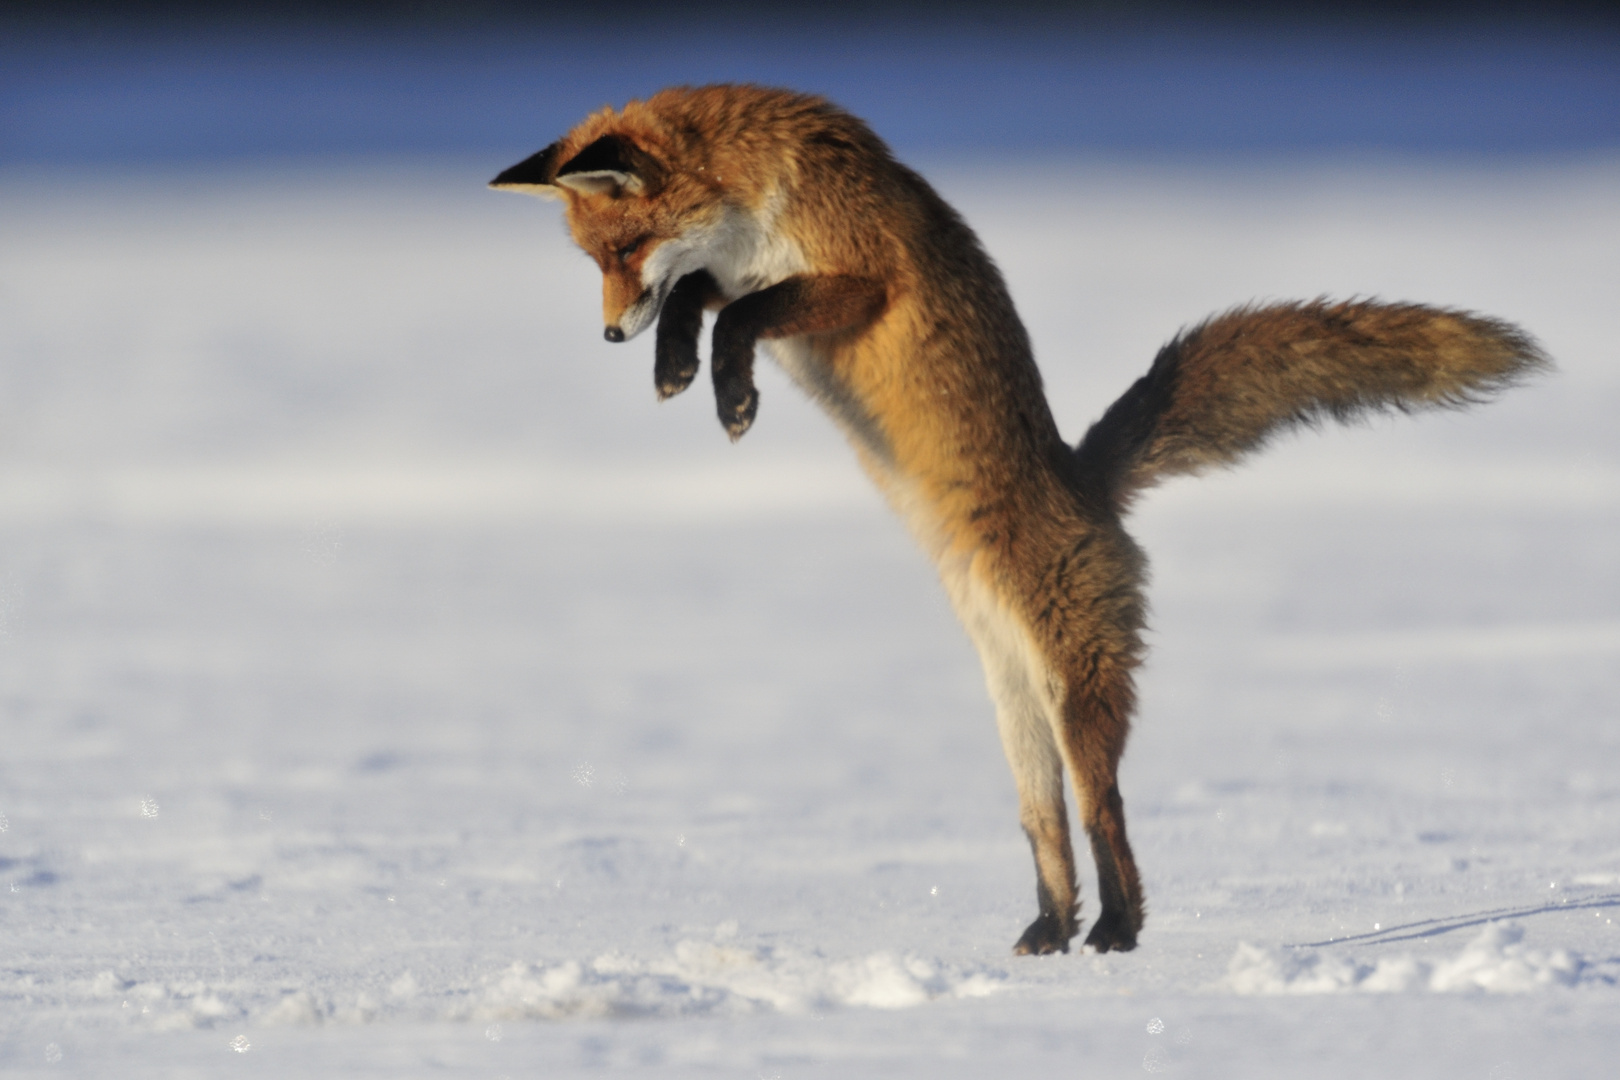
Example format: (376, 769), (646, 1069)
(602, 271), (669, 344)
(602, 290), (657, 343)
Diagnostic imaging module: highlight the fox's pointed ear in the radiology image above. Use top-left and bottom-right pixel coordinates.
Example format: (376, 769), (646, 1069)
(490, 142), (564, 198)
(553, 135), (664, 197)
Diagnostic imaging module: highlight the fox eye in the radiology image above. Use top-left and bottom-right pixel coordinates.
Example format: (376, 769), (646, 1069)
(615, 237), (647, 261)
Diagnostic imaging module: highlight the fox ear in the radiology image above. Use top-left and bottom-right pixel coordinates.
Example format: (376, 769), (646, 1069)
(490, 142), (564, 198)
(553, 135), (663, 197)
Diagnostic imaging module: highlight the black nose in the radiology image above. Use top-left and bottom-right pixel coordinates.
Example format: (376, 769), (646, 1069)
(604, 326), (625, 343)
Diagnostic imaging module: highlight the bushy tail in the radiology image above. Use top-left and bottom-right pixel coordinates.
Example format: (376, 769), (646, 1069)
(1074, 299), (1550, 510)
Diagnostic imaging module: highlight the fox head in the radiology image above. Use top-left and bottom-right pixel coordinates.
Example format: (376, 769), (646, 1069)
(491, 129), (731, 343)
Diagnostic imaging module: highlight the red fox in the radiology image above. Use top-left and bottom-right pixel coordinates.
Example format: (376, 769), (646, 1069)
(492, 84), (1548, 954)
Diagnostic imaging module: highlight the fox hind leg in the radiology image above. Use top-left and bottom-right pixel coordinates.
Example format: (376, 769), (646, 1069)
(1059, 679), (1145, 952)
(1080, 782), (1143, 952)
(1000, 684), (1080, 954)
(961, 579), (1081, 954)
(1013, 795), (1080, 954)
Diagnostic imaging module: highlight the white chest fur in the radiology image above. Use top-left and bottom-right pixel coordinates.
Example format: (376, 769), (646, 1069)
(704, 190), (809, 301)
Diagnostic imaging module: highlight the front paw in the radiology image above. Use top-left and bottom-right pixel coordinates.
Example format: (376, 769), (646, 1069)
(655, 340), (699, 401)
(653, 271), (713, 401)
(715, 376), (759, 441)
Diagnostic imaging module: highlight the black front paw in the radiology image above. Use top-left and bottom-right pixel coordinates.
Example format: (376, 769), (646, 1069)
(655, 334), (700, 401)
(711, 328), (759, 441)
(653, 271), (713, 401)
(715, 372), (759, 441)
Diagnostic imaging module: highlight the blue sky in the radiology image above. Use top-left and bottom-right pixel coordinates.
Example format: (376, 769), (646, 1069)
(3, 16), (1617, 165)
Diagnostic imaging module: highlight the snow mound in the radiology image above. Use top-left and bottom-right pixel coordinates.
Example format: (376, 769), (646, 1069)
(87, 973), (247, 1032)
(474, 940), (1005, 1020)
(1426, 923), (1587, 992)
(113, 943), (1003, 1029)
(1228, 922), (1588, 995)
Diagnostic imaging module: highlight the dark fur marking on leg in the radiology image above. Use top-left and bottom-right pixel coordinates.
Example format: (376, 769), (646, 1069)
(1082, 783), (1143, 952)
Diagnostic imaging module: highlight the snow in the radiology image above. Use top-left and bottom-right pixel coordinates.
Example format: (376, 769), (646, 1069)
(1227, 922), (1600, 995)
(1, 155), (1618, 1077)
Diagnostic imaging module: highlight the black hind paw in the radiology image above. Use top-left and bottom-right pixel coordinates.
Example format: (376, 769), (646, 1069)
(1013, 911), (1076, 956)
(1082, 908), (1138, 953)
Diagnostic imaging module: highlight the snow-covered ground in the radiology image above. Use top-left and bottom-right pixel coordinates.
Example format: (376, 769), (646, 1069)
(1, 155), (1617, 1077)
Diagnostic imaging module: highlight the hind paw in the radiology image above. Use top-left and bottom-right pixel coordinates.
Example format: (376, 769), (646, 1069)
(1013, 911), (1077, 956)
(1081, 908), (1138, 953)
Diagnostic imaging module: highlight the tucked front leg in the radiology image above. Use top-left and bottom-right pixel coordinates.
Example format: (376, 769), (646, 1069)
(710, 274), (885, 440)
(654, 270), (720, 401)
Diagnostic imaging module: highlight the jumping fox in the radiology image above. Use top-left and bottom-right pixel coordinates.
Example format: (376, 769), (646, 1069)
(492, 84), (1548, 955)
